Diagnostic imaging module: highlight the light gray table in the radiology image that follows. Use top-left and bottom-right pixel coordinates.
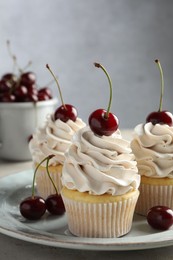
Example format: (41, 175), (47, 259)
(0, 130), (173, 260)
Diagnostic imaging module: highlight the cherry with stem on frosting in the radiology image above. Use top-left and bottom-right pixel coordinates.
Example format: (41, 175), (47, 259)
(147, 206), (173, 230)
(19, 155), (54, 220)
(46, 64), (77, 122)
(45, 159), (65, 215)
(146, 59), (173, 126)
(88, 63), (119, 136)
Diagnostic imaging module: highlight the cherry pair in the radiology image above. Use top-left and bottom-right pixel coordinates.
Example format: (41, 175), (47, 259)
(20, 155), (65, 220)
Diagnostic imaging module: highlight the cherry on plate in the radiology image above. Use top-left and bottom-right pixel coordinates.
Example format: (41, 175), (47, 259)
(147, 206), (173, 230)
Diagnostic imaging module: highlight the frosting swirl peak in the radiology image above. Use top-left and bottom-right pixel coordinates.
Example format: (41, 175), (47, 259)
(131, 122), (173, 178)
(29, 114), (85, 166)
(62, 126), (140, 195)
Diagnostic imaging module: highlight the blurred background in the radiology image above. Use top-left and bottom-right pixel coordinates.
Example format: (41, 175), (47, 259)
(0, 0), (173, 129)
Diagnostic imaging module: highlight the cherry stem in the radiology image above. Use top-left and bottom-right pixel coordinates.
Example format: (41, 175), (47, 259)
(46, 157), (59, 195)
(31, 154), (55, 198)
(155, 59), (164, 112)
(46, 64), (66, 109)
(22, 60), (32, 72)
(6, 40), (21, 74)
(94, 63), (112, 119)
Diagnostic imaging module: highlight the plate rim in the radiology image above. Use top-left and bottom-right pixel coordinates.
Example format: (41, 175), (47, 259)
(0, 170), (173, 251)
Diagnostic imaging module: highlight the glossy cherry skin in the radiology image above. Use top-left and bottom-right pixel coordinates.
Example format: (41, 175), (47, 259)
(88, 109), (119, 136)
(0, 80), (11, 93)
(45, 194), (65, 215)
(0, 93), (15, 102)
(20, 72), (36, 86)
(147, 206), (173, 230)
(1, 73), (16, 84)
(38, 92), (50, 101)
(54, 104), (77, 122)
(38, 87), (52, 99)
(146, 111), (173, 126)
(20, 196), (46, 220)
(15, 85), (28, 101)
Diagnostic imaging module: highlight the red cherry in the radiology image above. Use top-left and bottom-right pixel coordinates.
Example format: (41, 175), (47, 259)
(45, 194), (65, 215)
(15, 85), (28, 101)
(146, 60), (173, 126)
(88, 63), (119, 136)
(19, 155), (55, 220)
(89, 109), (118, 136)
(0, 93), (15, 102)
(20, 72), (36, 86)
(38, 87), (52, 99)
(23, 93), (38, 102)
(146, 111), (173, 126)
(1, 73), (17, 84)
(38, 92), (50, 101)
(54, 104), (77, 122)
(46, 64), (77, 122)
(20, 196), (46, 220)
(0, 80), (11, 93)
(147, 206), (173, 230)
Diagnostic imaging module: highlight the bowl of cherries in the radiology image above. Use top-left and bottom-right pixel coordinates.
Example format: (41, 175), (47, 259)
(0, 42), (58, 161)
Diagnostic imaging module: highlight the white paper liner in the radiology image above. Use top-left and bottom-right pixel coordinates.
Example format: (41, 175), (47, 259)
(135, 183), (173, 216)
(36, 167), (62, 199)
(62, 192), (139, 238)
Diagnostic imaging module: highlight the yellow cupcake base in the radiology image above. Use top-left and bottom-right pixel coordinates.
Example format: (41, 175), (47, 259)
(135, 176), (173, 216)
(61, 187), (139, 238)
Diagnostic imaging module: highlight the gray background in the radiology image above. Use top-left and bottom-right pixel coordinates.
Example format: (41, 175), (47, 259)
(0, 0), (173, 128)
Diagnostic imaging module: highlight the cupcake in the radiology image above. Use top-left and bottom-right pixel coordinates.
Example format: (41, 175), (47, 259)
(61, 63), (140, 238)
(29, 113), (85, 199)
(131, 122), (173, 216)
(131, 59), (173, 216)
(61, 126), (140, 238)
(29, 64), (85, 199)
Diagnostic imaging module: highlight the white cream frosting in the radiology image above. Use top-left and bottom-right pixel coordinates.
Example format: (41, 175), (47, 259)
(29, 114), (86, 166)
(62, 126), (140, 196)
(131, 122), (173, 178)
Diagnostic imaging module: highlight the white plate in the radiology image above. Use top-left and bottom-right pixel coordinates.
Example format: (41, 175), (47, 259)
(0, 170), (173, 251)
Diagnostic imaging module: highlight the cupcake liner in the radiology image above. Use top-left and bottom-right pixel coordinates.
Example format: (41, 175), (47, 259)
(62, 191), (139, 238)
(135, 183), (173, 216)
(36, 166), (62, 199)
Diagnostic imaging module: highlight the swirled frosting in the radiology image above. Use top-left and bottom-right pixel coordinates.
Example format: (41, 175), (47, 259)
(62, 126), (140, 196)
(29, 114), (86, 166)
(131, 122), (173, 178)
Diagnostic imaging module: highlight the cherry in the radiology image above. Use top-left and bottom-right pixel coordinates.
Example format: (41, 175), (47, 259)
(46, 64), (77, 122)
(24, 93), (38, 102)
(0, 93), (15, 102)
(146, 59), (173, 126)
(15, 85), (28, 101)
(38, 92), (50, 101)
(1, 73), (17, 84)
(54, 104), (77, 122)
(20, 72), (36, 87)
(38, 87), (52, 99)
(146, 111), (173, 126)
(45, 194), (65, 215)
(147, 206), (173, 230)
(19, 155), (54, 220)
(0, 80), (11, 93)
(20, 196), (46, 220)
(88, 63), (119, 136)
(89, 109), (118, 136)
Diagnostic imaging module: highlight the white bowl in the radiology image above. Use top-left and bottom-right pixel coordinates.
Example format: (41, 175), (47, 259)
(0, 98), (58, 161)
